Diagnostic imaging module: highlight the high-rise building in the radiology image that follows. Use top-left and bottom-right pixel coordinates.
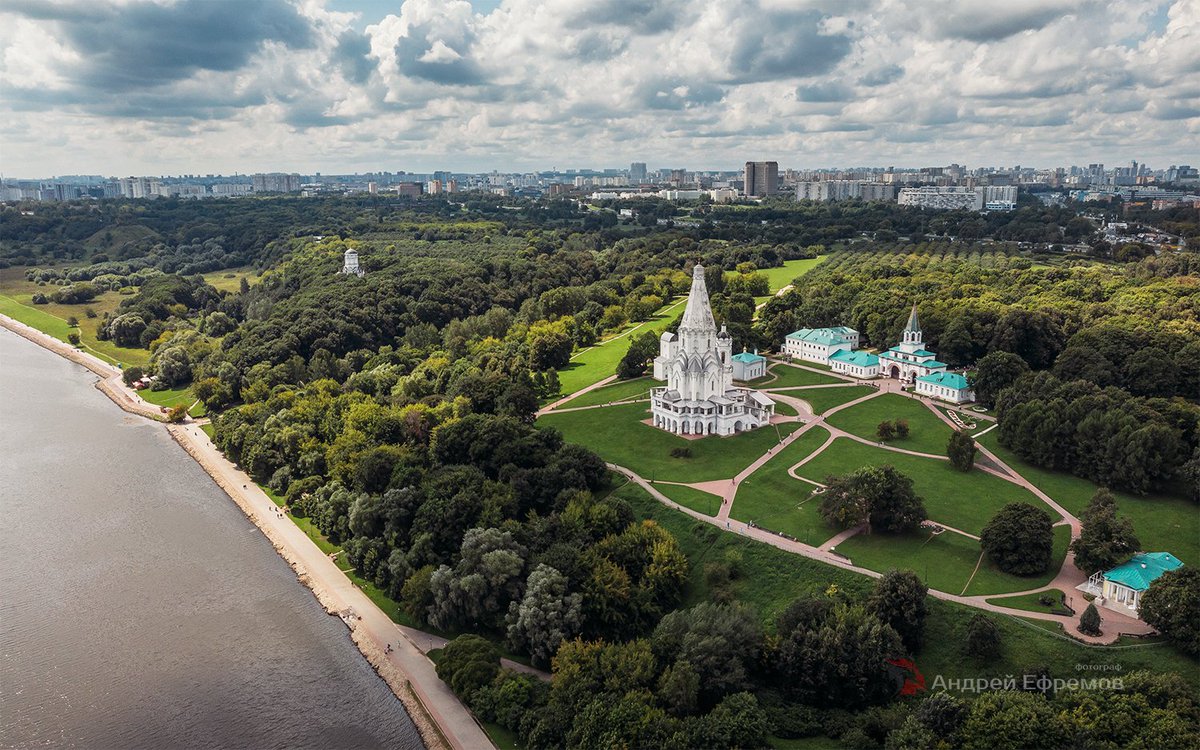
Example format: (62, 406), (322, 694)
(630, 162), (648, 183)
(743, 161), (779, 197)
(796, 181), (894, 202)
(251, 173), (302, 193)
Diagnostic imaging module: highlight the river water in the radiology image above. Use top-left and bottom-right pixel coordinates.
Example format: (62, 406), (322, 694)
(0, 329), (422, 749)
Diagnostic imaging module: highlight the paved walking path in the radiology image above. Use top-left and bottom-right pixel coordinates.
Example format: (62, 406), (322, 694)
(537, 373), (617, 415)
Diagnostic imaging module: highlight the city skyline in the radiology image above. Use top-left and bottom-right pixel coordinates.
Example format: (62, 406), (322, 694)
(2, 0), (1198, 176)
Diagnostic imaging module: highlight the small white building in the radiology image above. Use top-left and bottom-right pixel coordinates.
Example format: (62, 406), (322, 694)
(731, 351), (767, 381)
(829, 349), (880, 379)
(915, 371), (974, 404)
(340, 248), (364, 277)
(1080, 552), (1183, 619)
(783, 326), (859, 363)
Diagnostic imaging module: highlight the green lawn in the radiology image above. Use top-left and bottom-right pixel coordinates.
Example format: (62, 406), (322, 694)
(655, 483), (723, 516)
(986, 589), (1073, 616)
(759, 257), (827, 292)
(201, 267), (262, 293)
(0, 292), (151, 368)
(977, 432), (1199, 565)
(538, 403), (800, 482)
(759, 363), (845, 388)
(773, 400), (798, 417)
(834, 524), (1071, 597)
(826, 393), (956, 456)
(555, 297), (684, 397)
(780, 385), (875, 415)
(616, 481), (1199, 686)
(730, 427), (833, 544)
(139, 386), (193, 410)
(552, 377), (662, 409)
(792, 438), (1059, 535)
(200, 423), (215, 440)
(963, 525), (1071, 596)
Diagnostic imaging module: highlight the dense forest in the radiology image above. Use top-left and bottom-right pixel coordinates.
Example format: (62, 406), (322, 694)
(3, 194), (1198, 748)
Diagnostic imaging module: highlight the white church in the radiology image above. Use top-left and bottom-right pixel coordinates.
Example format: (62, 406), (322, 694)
(650, 265), (776, 435)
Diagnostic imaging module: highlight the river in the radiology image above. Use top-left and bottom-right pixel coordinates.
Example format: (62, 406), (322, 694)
(0, 329), (422, 749)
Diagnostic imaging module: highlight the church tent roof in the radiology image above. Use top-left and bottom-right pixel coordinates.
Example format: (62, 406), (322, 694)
(904, 304), (921, 333)
(680, 265), (717, 332)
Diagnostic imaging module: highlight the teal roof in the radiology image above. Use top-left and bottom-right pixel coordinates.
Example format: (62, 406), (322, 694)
(830, 349), (879, 367)
(732, 352), (765, 364)
(1104, 552), (1183, 591)
(786, 327), (854, 346)
(923, 360), (948, 368)
(916, 371), (971, 390)
(887, 347), (938, 357)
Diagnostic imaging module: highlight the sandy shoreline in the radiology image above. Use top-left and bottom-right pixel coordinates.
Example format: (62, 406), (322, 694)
(0, 313), (487, 750)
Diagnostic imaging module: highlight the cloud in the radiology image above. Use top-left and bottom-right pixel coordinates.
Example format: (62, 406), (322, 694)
(0, 0), (1196, 175)
(923, 0), (1080, 42)
(7, 0), (313, 92)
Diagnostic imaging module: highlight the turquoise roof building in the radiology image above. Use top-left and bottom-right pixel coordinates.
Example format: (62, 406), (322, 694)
(731, 352), (765, 364)
(1104, 552), (1183, 592)
(914, 370), (974, 403)
(829, 349), (879, 367)
(1086, 551), (1184, 618)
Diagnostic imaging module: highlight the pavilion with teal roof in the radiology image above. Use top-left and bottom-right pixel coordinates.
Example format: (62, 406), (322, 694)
(1081, 552), (1183, 618)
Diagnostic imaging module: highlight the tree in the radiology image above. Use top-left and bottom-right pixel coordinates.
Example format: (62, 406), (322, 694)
(67, 332), (81, 346)
(436, 634), (500, 700)
(122, 366), (144, 387)
(980, 503), (1054, 576)
(777, 603), (905, 708)
(947, 430), (976, 471)
(616, 331), (660, 380)
(428, 527), (528, 630)
(66, 315), (79, 327)
(893, 419), (910, 439)
(973, 351), (1030, 407)
(868, 569), (928, 651)
(166, 404), (188, 423)
(819, 466), (926, 533)
(956, 690), (1063, 750)
(1078, 602), (1102, 636)
(1069, 488), (1139, 575)
(505, 564), (583, 668)
(527, 320), (574, 371)
(1179, 447), (1200, 502)
(1139, 568), (1200, 656)
(964, 613), (1001, 662)
(885, 715), (939, 750)
(651, 602), (763, 703)
(877, 420), (896, 441)
(107, 313), (147, 347)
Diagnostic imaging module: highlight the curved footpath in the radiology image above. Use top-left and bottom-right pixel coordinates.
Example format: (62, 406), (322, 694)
(0, 314), (491, 750)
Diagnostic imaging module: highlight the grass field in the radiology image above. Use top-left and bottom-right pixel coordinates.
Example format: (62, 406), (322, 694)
(655, 483), (723, 516)
(616, 481), (1200, 686)
(792, 437), (1059, 535)
(986, 589), (1073, 616)
(758, 257), (827, 292)
(977, 432), (1199, 564)
(758, 363), (845, 388)
(826, 392), (956, 456)
(729, 427), (833, 544)
(538, 402), (801, 482)
(780, 385), (874, 415)
(552, 377), (662, 409)
(835, 524), (1070, 596)
(773, 400), (798, 417)
(555, 297), (685, 397)
(200, 267), (262, 293)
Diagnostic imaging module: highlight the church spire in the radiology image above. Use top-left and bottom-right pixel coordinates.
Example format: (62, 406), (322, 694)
(904, 303), (920, 333)
(680, 264), (717, 333)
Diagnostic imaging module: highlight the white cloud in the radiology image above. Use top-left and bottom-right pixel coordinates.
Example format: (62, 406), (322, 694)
(0, 0), (1196, 175)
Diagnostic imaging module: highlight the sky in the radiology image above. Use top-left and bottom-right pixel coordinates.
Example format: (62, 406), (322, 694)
(1, 0), (1197, 177)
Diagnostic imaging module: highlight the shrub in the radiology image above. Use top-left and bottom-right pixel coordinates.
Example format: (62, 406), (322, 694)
(980, 502), (1054, 575)
(965, 613), (1001, 662)
(1077, 603), (1102, 636)
(670, 446), (692, 458)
